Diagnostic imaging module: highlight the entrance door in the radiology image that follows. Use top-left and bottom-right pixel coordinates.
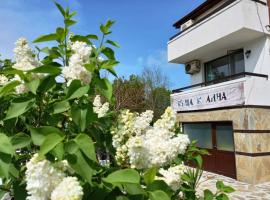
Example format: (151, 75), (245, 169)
(183, 122), (236, 179)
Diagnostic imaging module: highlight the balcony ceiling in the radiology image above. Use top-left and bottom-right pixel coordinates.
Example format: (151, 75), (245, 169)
(170, 28), (265, 64)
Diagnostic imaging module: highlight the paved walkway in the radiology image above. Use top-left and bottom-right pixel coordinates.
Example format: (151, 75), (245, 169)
(197, 171), (270, 200)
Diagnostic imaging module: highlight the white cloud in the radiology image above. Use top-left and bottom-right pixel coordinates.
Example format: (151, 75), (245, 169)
(0, 0), (81, 59)
(136, 49), (190, 88)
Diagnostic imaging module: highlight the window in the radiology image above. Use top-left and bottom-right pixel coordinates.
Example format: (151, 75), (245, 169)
(183, 123), (212, 149)
(205, 50), (245, 83)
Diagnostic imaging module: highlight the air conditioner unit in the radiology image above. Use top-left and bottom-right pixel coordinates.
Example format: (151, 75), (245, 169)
(181, 19), (194, 31)
(185, 60), (201, 75)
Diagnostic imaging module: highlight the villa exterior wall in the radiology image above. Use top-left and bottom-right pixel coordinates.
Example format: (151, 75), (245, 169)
(177, 106), (270, 184)
(168, 0), (269, 64)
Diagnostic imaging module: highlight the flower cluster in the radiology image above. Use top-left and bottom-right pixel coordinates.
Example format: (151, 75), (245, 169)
(51, 177), (83, 200)
(0, 75), (8, 86)
(25, 154), (83, 200)
(62, 41), (92, 85)
(12, 75), (29, 94)
(156, 164), (187, 191)
(93, 95), (109, 118)
(0, 38), (41, 94)
(13, 37), (39, 71)
(111, 107), (190, 169)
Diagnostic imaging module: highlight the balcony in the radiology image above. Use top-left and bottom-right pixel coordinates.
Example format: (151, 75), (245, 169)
(171, 72), (269, 112)
(168, 0), (269, 64)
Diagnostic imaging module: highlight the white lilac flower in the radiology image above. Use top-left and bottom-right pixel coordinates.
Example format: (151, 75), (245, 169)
(93, 95), (109, 118)
(112, 107), (190, 168)
(13, 38), (39, 71)
(154, 107), (176, 131)
(12, 75), (29, 94)
(0, 75), (9, 86)
(62, 41), (92, 85)
(51, 177), (83, 200)
(133, 110), (153, 135)
(157, 164), (186, 191)
(127, 127), (190, 169)
(25, 154), (66, 200)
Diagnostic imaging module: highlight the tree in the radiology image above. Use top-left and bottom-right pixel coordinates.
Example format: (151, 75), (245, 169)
(141, 66), (171, 121)
(113, 75), (145, 112)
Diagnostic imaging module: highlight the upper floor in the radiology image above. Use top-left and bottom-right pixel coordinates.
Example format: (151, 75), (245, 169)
(168, 0), (270, 64)
(169, 0), (270, 112)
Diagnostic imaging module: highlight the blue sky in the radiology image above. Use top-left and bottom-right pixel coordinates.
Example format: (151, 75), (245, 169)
(0, 0), (204, 89)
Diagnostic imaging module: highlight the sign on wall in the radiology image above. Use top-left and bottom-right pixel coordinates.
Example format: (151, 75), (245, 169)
(171, 81), (245, 112)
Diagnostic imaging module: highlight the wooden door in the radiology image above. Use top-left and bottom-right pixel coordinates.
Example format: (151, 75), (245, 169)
(183, 122), (236, 179)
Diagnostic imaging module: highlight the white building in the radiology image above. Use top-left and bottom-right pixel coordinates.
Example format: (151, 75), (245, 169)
(168, 0), (270, 184)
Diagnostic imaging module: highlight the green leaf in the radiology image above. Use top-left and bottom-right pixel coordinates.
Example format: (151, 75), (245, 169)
(146, 180), (173, 197)
(71, 106), (93, 132)
(216, 181), (225, 190)
(39, 133), (64, 155)
(56, 27), (65, 42)
(28, 126), (63, 146)
(33, 33), (59, 43)
(5, 98), (35, 120)
(75, 134), (97, 162)
(103, 169), (140, 184)
(67, 150), (94, 183)
(65, 19), (77, 27)
(123, 183), (146, 195)
(11, 132), (31, 149)
(84, 62), (96, 72)
(100, 60), (119, 77)
(144, 167), (157, 185)
(116, 196), (129, 200)
(53, 101), (70, 114)
(38, 76), (56, 93)
(9, 164), (19, 178)
(65, 141), (79, 154)
(0, 156), (11, 178)
(194, 155), (203, 168)
(0, 134), (14, 155)
(101, 47), (115, 60)
(86, 34), (98, 40)
(204, 189), (214, 200)
(52, 142), (64, 160)
(66, 80), (90, 100)
(29, 65), (61, 75)
(55, 1), (66, 17)
(96, 78), (113, 101)
(216, 194), (229, 200)
(149, 190), (170, 200)
(223, 186), (235, 193)
(25, 79), (40, 94)
(106, 40), (120, 48)
(0, 81), (20, 96)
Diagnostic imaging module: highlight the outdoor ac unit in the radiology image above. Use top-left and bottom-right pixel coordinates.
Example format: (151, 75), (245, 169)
(181, 19), (194, 31)
(185, 60), (201, 74)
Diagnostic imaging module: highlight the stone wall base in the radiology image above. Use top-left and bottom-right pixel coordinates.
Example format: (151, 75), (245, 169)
(176, 106), (270, 184)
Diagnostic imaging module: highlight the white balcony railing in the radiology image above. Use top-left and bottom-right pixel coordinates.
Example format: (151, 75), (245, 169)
(171, 72), (269, 112)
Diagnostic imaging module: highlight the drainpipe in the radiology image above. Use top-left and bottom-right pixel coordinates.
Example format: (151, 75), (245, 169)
(268, 0), (270, 24)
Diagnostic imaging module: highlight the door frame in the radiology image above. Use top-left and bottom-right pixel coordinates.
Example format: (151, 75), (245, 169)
(182, 121), (237, 179)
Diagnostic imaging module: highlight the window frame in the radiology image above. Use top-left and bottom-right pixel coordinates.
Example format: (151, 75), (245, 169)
(204, 49), (245, 84)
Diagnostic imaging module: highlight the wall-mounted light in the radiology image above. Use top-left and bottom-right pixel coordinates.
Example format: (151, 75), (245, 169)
(265, 25), (270, 32)
(245, 50), (251, 59)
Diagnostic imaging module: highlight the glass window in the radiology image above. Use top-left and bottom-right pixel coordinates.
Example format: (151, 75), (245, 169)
(216, 125), (234, 151)
(205, 50), (245, 83)
(184, 123), (212, 149)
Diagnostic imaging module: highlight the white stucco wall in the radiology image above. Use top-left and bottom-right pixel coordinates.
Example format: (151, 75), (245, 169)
(188, 35), (270, 85)
(168, 0), (270, 64)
